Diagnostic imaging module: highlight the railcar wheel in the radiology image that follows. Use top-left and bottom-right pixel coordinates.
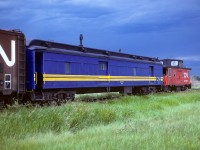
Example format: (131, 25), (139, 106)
(176, 86), (181, 92)
(181, 86), (185, 91)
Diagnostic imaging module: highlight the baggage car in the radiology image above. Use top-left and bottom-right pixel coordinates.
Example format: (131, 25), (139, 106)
(26, 39), (163, 101)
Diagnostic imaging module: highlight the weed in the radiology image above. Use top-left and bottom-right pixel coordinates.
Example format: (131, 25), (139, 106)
(0, 90), (200, 149)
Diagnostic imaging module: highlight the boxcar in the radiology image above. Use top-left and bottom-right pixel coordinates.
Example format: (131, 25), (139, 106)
(0, 29), (25, 104)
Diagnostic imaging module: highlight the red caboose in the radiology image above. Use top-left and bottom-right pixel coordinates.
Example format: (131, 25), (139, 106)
(161, 59), (191, 91)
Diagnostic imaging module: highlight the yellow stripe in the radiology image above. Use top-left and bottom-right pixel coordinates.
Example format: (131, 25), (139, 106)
(43, 74), (163, 82)
(44, 78), (155, 81)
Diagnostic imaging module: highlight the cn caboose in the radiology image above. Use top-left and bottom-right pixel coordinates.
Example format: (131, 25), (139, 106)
(161, 59), (191, 91)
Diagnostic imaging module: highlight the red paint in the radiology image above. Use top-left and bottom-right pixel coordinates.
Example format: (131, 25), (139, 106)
(163, 68), (191, 86)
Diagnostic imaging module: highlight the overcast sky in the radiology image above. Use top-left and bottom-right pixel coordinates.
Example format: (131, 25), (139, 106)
(0, 0), (200, 75)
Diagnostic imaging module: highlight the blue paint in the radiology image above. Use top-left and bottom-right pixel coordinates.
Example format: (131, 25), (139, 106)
(26, 49), (35, 90)
(41, 50), (163, 89)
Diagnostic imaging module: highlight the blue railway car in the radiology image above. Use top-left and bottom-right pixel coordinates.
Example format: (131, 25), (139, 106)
(26, 39), (163, 101)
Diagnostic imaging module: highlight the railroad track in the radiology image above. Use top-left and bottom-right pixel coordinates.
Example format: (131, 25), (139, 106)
(0, 93), (120, 109)
(1, 89), (193, 110)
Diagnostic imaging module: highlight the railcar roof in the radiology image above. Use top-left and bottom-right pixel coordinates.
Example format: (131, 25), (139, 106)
(0, 29), (24, 36)
(28, 39), (160, 64)
(160, 59), (191, 70)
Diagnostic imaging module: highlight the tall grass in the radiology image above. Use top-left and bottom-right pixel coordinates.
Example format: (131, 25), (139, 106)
(0, 90), (200, 149)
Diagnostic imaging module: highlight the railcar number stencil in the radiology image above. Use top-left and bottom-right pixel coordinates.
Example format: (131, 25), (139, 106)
(0, 40), (16, 67)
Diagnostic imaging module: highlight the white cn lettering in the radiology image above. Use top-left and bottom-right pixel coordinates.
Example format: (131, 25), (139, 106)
(0, 40), (16, 67)
(184, 73), (188, 78)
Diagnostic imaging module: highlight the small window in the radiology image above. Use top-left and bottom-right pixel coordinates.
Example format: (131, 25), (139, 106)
(179, 61), (183, 68)
(133, 68), (137, 76)
(99, 61), (107, 71)
(171, 61), (178, 66)
(168, 68), (172, 77)
(149, 66), (154, 76)
(4, 74), (11, 89)
(174, 72), (176, 77)
(64, 62), (70, 74)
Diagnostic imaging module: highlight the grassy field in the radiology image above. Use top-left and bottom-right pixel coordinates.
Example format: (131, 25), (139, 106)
(0, 90), (200, 150)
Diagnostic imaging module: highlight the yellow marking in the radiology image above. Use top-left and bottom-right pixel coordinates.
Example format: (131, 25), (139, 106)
(42, 74), (163, 82)
(35, 72), (37, 84)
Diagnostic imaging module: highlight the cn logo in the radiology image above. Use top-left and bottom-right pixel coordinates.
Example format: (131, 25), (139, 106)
(0, 40), (16, 67)
(184, 73), (189, 78)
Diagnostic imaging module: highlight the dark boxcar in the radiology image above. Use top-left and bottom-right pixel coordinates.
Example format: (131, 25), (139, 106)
(0, 29), (26, 97)
(26, 39), (163, 100)
(161, 59), (191, 91)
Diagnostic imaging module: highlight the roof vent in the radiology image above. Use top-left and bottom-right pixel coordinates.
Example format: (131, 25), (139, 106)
(79, 34), (83, 47)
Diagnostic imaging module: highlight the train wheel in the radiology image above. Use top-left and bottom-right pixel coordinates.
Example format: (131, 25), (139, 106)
(181, 86), (186, 91)
(176, 86), (181, 92)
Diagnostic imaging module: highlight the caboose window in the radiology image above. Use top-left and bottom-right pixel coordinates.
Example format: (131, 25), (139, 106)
(64, 62), (70, 74)
(179, 61), (183, 68)
(168, 68), (172, 77)
(99, 62), (107, 71)
(171, 61), (178, 67)
(4, 74), (11, 89)
(174, 72), (176, 77)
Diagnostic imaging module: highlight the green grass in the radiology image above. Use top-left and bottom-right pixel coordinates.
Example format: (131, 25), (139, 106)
(0, 90), (200, 149)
